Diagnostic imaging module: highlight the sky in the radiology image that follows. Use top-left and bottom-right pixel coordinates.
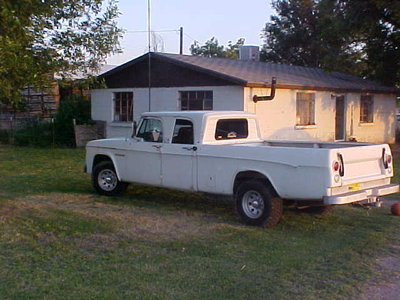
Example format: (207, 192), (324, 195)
(106, 0), (274, 65)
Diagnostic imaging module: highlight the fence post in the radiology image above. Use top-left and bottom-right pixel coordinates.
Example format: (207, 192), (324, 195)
(51, 117), (55, 148)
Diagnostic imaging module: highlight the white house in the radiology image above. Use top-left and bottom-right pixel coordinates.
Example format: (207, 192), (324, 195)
(91, 52), (398, 143)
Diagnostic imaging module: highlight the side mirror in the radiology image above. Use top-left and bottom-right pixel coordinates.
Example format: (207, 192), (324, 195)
(132, 121), (137, 137)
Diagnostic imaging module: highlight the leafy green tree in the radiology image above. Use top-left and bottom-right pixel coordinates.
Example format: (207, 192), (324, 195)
(261, 0), (359, 73)
(262, 0), (400, 86)
(0, 0), (123, 105)
(190, 37), (245, 58)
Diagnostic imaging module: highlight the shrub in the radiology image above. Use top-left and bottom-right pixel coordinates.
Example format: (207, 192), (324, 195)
(0, 129), (10, 144)
(9, 94), (92, 148)
(53, 95), (92, 147)
(13, 119), (53, 147)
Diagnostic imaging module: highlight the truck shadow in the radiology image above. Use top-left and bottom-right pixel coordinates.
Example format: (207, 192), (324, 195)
(108, 184), (237, 221)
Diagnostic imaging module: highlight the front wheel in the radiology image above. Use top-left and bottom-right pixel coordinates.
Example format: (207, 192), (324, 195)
(236, 180), (283, 228)
(92, 161), (128, 196)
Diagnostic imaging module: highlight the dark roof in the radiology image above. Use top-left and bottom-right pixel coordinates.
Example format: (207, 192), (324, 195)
(101, 52), (398, 94)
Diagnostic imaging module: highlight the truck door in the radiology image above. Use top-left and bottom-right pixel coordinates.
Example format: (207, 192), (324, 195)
(161, 119), (197, 191)
(126, 118), (163, 186)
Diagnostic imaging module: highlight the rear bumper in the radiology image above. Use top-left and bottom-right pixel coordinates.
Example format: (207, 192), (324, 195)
(323, 184), (399, 205)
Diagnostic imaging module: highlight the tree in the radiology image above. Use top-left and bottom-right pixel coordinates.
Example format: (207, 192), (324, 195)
(190, 37), (245, 58)
(262, 0), (400, 86)
(0, 0), (123, 104)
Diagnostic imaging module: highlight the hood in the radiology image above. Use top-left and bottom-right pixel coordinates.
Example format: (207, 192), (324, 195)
(86, 137), (129, 148)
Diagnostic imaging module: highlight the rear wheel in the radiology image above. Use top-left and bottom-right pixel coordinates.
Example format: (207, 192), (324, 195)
(236, 180), (282, 228)
(92, 161), (128, 196)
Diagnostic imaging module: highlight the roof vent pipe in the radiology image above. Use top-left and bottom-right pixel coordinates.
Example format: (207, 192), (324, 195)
(253, 77), (277, 102)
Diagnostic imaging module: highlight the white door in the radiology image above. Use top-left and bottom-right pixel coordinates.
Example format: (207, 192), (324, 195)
(127, 118), (163, 186)
(161, 119), (196, 191)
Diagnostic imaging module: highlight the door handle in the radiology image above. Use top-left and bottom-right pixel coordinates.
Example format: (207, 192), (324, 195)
(152, 144), (162, 149)
(182, 146), (197, 151)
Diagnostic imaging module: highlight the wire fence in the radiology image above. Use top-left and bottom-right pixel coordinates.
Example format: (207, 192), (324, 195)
(0, 116), (56, 147)
(0, 116), (105, 147)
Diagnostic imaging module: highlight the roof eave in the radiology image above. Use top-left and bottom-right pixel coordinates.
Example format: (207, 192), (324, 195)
(154, 53), (247, 86)
(246, 82), (399, 95)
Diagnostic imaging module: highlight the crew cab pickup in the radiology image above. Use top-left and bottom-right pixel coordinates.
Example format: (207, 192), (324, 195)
(85, 111), (399, 227)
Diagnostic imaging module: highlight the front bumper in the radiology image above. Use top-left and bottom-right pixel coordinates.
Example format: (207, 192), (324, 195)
(323, 183), (399, 205)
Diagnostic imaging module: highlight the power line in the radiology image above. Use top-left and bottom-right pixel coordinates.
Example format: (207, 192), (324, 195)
(184, 33), (198, 43)
(125, 29), (180, 33)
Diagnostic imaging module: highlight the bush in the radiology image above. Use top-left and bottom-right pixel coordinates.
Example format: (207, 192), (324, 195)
(53, 95), (92, 147)
(9, 95), (92, 148)
(0, 129), (10, 144)
(13, 119), (53, 147)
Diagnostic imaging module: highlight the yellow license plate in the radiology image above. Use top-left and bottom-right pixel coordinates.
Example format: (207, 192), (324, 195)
(349, 183), (361, 191)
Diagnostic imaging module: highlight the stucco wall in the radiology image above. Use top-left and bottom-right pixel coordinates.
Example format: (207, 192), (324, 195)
(91, 86), (244, 138)
(244, 87), (396, 143)
(345, 93), (396, 143)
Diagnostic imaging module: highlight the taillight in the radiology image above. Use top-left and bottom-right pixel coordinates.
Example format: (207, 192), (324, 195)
(382, 148), (392, 169)
(332, 161), (340, 172)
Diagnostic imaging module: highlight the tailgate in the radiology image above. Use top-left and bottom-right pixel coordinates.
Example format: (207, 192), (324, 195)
(336, 144), (393, 185)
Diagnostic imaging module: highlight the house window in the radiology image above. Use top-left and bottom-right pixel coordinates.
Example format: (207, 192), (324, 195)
(114, 92), (133, 122)
(179, 91), (213, 110)
(215, 119), (248, 140)
(360, 95), (374, 123)
(296, 93), (315, 126)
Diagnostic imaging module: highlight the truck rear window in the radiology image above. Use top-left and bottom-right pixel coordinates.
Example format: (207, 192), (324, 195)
(215, 119), (248, 140)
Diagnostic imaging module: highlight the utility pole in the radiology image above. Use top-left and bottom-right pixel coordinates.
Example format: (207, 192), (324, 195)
(147, 0), (151, 111)
(179, 27), (183, 55)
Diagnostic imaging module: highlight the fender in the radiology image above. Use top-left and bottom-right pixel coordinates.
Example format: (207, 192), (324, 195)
(92, 151), (124, 181)
(232, 168), (281, 197)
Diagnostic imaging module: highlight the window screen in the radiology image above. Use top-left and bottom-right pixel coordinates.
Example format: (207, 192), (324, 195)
(296, 93), (315, 126)
(360, 95), (374, 123)
(114, 92), (133, 122)
(215, 119), (248, 140)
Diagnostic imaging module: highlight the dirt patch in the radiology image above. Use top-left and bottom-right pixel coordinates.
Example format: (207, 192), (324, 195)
(358, 252), (400, 300)
(358, 205), (400, 300)
(8, 193), (231, 245)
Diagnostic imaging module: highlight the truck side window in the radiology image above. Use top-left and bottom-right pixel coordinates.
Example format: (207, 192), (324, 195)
(136, 118), (163, 142)
(215, 119), (248, 140)
(172, 119), (194, 144)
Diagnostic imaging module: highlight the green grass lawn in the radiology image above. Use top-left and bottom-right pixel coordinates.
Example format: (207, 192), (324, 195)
(0, 146), (399, 299)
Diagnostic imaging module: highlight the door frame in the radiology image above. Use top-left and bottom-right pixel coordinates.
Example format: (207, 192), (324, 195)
(335, 95), (346, 141)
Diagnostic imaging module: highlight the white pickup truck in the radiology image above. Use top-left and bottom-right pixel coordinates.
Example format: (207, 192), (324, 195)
(85, 111), (399, 227)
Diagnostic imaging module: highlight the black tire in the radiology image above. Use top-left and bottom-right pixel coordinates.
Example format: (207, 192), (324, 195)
(300, 205), (333, 215)
(92, 161), (128, 196)
(235, 180), (283, 228)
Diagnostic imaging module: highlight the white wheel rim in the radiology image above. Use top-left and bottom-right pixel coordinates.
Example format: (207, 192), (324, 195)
(242, 190), (265, 218)
(98, 169), (118, 191)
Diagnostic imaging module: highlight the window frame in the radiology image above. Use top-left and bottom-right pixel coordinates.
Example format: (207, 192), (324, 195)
(179, 90), (213, 111)
(136, 117), (163, 143)
(171, 119), (194, 144)
(113, 92), (133, 122)
(296, 92), (316, 126)
(214, 118), (249, 140)
(360, 95), (374, 124)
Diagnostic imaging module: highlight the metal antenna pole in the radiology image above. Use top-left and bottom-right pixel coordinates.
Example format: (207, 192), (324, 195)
(147, 0), (151, 111)
(179, 27), (183, 55)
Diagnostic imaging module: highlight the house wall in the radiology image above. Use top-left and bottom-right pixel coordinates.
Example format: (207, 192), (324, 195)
(91, 86), (244, 138)
(244, 87), (396, 143)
